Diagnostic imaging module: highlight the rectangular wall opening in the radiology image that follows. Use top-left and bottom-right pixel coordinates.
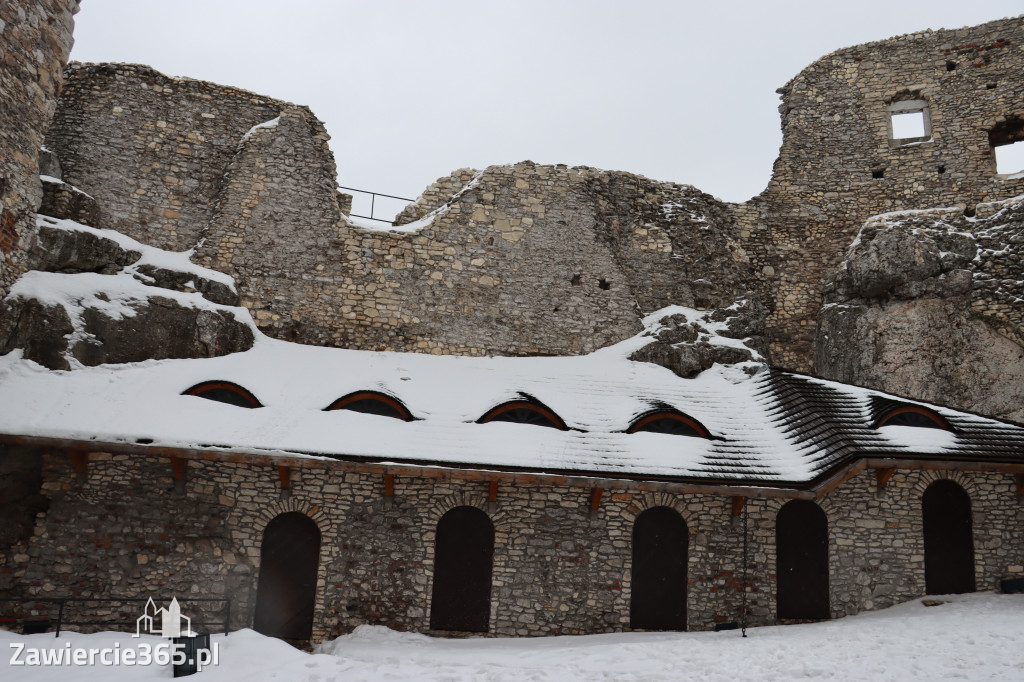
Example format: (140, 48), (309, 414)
(994, 140), (1024, 176)
(891, 111), (926, 140)
(887, 98), (931, 146)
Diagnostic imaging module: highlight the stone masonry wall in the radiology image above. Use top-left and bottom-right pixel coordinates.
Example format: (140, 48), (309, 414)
(0, 0), (78, 298)
(737, 16), (1024, 370)
(3, 449), (1020, 640)
(44, 63), (305, 251)
(296, 164), (754, 355)
(30, 16), (1024, 379)
(190, 107), (346, 346)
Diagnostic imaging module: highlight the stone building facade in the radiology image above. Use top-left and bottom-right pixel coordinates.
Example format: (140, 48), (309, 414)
(4, 445), (1022, 640)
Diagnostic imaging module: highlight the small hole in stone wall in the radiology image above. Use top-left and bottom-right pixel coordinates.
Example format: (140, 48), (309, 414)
(486, 236), (493, 246)
(598, 279), (610, 290)
(963, 205), (976, 218)
(987, 82), (998, 90)
(937, 165), (946, 174)
(571, 274), (581, 286)
(872, 169), (885, 179)
(946, 61), (957, 71)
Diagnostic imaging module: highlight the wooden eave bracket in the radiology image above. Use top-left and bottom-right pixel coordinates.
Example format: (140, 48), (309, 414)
(1015, 473), (1024, 498)
(488, 480), (499, 503)
(278, 466), (291, 490)
(731, 496), (746, 517)
(586, 487), (603, 521)
(876, 467), (896, 490)
(384, 473), (395, 498)
(69, 451), (88, 474)
(169, 457), (186, 481)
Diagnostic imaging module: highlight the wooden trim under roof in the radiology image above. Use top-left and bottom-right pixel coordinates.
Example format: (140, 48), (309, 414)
(5, 433), (1024, 504)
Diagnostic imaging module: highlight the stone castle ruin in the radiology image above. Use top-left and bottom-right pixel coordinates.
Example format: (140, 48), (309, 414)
(2, 2), (1024, 642)
(4, 11), (1023, 422)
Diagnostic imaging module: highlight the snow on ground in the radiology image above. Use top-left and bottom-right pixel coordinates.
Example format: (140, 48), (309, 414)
(3, 594), (1023, 681)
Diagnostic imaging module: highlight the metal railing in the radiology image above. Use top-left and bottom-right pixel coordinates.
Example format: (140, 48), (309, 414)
(0, 597), (231, 637)
(338, 185), (414, 224)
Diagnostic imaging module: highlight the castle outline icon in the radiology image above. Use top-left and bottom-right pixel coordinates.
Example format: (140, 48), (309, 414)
(135, 597), (191, 638)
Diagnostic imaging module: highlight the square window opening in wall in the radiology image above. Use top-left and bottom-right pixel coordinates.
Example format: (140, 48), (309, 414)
(891, 111), (926, 139)
(989, 118), (1024, 177)
(888, 99), (931, 146)
(994, 140), (1024, 176)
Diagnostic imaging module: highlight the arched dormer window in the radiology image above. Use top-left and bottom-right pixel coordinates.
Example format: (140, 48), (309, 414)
(476, 400), (567, 430)
(876, 405), (951, 431)
(324, 391), (413, 421)
(183, 381), (261, 408)
(627, 411), (710, 438)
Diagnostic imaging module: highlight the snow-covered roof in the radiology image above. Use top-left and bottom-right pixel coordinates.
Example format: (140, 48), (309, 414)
(1, 327), (1022, 488)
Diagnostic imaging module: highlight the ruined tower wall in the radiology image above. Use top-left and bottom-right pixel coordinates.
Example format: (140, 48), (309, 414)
(191, 106), (346, 345)
(738, 16), (1024, 370)
(0, 0), (78, 298)
(44, 63), (296, 250)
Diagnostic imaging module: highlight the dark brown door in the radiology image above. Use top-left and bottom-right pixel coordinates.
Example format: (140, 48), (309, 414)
(254, 512), (321, 640)
(776, 500), (830, 620)
(430, 506), (494, 632)
(923, 480), (976, 595)
(631, 506), (688, 630)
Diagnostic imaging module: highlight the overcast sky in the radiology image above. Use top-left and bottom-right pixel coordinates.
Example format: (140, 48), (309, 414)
(68, 1), (1021, 216)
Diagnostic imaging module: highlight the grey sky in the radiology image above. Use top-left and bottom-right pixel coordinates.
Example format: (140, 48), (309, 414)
(69, 1), (1021, 216)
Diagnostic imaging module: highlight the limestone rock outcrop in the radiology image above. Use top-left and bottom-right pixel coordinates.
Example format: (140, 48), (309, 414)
(815, 196), (1024, 423)
(630, 297), (768, 378)
(0, 218), (253, 370)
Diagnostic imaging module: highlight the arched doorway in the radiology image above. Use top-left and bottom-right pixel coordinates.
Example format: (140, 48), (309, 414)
(253, 512), (322, 640)
(429, 506), (494, 632)
(630, 506), (688, 630)
(776, 500), (830, 620)
(923, 479), (976, 595)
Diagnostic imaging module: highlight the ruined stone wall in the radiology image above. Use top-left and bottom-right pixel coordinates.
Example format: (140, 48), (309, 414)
(4, 450), (1020, 640)
(32, 16), (1024, 368)
(44, 63), (301, 251)
(191, 107), (346, 346)
(42, 62), (758, 355)
(0, 0), (78, 298)
(738, 16), (1024, 370)
(307, 164), (754, 355)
